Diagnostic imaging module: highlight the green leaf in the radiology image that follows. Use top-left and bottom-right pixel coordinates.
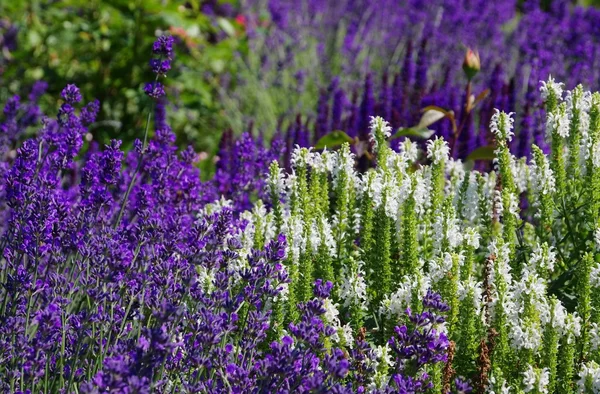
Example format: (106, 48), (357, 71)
(466, 145), (496, 161)
(315, 130), (354, 149)
(416, 108), (448, 129)
(391, 127), (436, 140)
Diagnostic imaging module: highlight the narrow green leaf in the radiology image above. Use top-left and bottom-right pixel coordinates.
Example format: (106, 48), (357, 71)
(315, 130), (354, 149)
(416, 109), (448, 129)
(466, 145), (496, 161)
(391, 127), (436, 140)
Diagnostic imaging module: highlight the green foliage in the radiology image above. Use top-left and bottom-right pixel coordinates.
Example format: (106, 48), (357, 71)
(1, 0), (241, 152)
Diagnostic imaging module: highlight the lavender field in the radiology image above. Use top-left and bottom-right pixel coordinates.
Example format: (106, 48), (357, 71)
(2, 1), (600, 393)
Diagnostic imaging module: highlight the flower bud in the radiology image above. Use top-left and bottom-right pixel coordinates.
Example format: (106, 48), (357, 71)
(462, 49), (480, 80)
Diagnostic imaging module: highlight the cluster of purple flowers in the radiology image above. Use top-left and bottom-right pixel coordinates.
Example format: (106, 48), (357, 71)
(231, 0), (600, 161)
(0, 35), (456, 393)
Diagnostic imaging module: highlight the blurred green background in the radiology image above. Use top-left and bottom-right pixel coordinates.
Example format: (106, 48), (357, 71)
(0, 0), (247, 154)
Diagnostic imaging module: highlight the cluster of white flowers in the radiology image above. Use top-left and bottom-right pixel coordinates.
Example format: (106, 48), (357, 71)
(380, 273), (429, 318)
(268, 161), (286, 194)
(539, 76), (564, 101)
(463, 227), (481, 249)
(461, 172), (481, 223)
(287, 215), (305, 265)
(310, 148), (335, 174)
(546, 111), (570, 139)
(399, 138), (420, 163)
(530, 152), (556, 196)
(578, 361), (600, 393)
(426, 137), (450, 165)
(322, 297), (354, 347)
(332, 145), (357, 188)
(488, 374), (512, 394)
(457, 276), (484, 312)
(307, 216), (335, 256)
(339, 259), (368, 310)
(413, 169), (430, 215)
(431, 209), (463, 254)
(522, 365), (550, 394)
(563, 313), (583, 343)
(592, 140), (600, 169)
(565, 86), (592, 113)
(369, 116), (392, 150)
(590, 323), (600, 352)
(527, 243), (556, 274)
(490, 109), (515, 142)
(290, 145), (313, 168)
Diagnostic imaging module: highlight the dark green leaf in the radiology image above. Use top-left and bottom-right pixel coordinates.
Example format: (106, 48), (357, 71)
(391, 127), (436, 140)
(315, 131), (354, 149)
(466, 145), (496, 161)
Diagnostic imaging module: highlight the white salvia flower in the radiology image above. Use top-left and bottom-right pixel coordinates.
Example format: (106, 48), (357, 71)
(290, 145), (313, 168)
(447, 220), (463, 249)
(381, 177), (402, 219)
(446, 158), (465, 180)
(311, 149), (335, 174)
(565, 87), (592, 113)
(512, 157), (530, 194)
(549, 301), (567, 330)
(457, 277), (484, 312)
(387, 150), (407, 173)
(577, 361), (600, 394)
(510, 319), (543, 351)
(339, 260), (368, 310)
(287, 216), (305, 264)
(274, 281), (290, 302)
(374, 344), (394, 368)
(268, 161), (286, 195)
(381, 274), (429, 317)
(592, 140), (600, 169)
(341, 324), (354, 349)
(546, 111), (570, 138)
(563, 313), (582, 342)
(591, 262), (600, 288)
(539, 76), (564, 101)
(195, 265), (216, 292)
(264, 213), (276, 244)
(462, 172), (480, 223)
(580, 115), (592, 173)
(323, 298), (341, 327)
(488, 374), (512, 394)
(320, 216), (336, 256)
(332, 146), (357, 188)
(413, 169), (429, 215)
(528, 243), (556, 274)
(463, 228), (481, 249)
(381, 281), (413, 317)
(523, 365), (550, 393)
(530, 152), (556, 195)
(487, 241), (513, 292)
(399, 138), (419, 163)
(490, 109), (515, 142)
(429, 252), (456, 283)
(369, 116), (392, 149)
(363, 171), (384, 208)
(426, 137), (450, 164)
(308, 219), (321, 253)
(508, 193), (520, 219)
(590, 323), (600, 352)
